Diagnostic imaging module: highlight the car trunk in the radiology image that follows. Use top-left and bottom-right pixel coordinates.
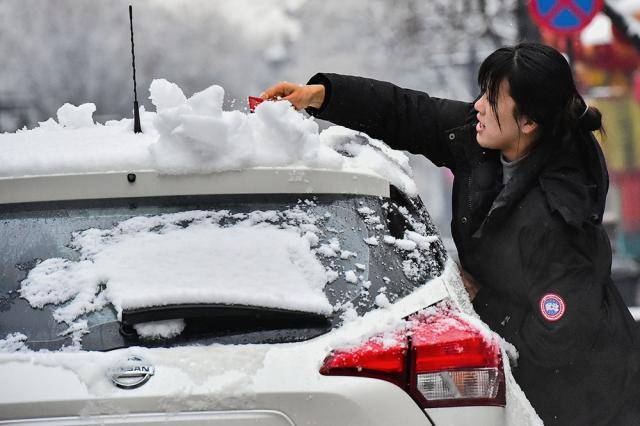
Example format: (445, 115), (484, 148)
(0, 301), (452, 425)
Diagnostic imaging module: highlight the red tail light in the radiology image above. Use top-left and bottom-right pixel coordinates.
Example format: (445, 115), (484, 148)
(320, 310), (505, 409)
(319, 331), (408, 388)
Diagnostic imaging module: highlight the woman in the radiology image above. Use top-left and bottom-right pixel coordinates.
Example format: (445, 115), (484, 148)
(262, 43), (640, 424)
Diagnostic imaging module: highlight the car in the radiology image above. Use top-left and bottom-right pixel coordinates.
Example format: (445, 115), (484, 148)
(0, 163), (515, 426)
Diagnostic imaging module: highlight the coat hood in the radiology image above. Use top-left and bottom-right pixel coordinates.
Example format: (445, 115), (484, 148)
(472, 129), (609, 238)
(539, 130), (609, 228)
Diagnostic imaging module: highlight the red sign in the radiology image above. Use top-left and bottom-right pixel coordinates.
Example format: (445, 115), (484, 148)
(529, 0), (603, 34)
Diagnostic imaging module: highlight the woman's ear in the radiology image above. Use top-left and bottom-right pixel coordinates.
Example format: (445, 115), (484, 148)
(519, 116), (538, 136)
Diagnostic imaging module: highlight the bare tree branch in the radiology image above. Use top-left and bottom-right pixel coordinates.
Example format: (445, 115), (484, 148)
(603, 2), (640, 53)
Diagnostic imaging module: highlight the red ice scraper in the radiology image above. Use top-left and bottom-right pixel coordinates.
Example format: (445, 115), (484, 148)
(248, 96), (265, 112)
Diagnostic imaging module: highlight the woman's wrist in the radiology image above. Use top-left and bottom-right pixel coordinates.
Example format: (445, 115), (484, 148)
(308, 84), (325, 109)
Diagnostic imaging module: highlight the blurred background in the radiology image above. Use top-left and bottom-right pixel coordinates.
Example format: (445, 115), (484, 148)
(1, 0), (639, 307)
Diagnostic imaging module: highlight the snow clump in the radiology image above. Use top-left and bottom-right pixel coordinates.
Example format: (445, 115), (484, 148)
(344, 270), (358, 283)
(56, 103), (96, 128)
(148, 78), (344, 174)
(0, 333), (29, 353)
(363, 236), (379, 246)
(134, 319), (186, 340)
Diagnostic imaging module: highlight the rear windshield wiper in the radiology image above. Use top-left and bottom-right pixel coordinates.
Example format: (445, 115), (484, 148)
(119, 303), (331, 339)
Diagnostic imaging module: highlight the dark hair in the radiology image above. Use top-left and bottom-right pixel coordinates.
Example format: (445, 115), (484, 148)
(477, 43), (603, 142)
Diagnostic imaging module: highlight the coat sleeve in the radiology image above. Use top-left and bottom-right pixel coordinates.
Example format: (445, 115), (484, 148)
(305, 73), (473, 171)
(473, 220), (604, 369)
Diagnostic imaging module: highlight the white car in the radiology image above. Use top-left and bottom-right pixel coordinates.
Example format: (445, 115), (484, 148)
(0, 165), (507, 426)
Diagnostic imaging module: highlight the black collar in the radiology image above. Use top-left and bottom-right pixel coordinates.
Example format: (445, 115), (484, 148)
(472, 140), (551, 239)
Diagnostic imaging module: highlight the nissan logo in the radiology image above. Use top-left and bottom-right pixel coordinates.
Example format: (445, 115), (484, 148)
(107, 355), (155, 389)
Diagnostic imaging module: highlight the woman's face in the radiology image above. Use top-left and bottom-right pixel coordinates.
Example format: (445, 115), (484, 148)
(474, 79), (536, 160)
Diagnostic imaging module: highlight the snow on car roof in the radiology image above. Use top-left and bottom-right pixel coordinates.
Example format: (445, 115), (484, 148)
(0, 79), (417, 202)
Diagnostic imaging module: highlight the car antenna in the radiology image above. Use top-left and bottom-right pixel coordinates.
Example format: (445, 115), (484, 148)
(129, 5), (142, 133)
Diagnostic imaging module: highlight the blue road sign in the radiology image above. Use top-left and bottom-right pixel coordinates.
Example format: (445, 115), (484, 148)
(529, 0), (603, 34)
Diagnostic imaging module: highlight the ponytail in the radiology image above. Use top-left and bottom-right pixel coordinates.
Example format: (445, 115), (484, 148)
(571, 93), (605, 134)
(552, 93), (605, 139)
(578, 105), (604, 134)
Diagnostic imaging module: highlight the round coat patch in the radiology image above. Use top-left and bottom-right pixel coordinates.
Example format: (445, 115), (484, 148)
(539, 293), (566, 321)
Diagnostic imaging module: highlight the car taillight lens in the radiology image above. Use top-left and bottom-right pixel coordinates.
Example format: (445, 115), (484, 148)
(416, 368), (500, 401)
(320, 311), (506, 410)
(318, 331), (408, 387)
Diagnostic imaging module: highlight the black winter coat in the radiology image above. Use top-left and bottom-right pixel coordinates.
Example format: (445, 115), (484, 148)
(307, 73), (640, 425)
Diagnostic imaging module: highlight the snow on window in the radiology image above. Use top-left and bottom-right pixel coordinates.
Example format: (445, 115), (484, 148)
(374, 293), (391, 308)
(363, 236), (379, 246)
(344, 270), (358, 283)
(59, 320), (89, 350)
(398, 234), (440, 281)
(357, 205), (384, 229)
(0, 79), (417, 196)
(19, 206), (334, 341)
(0, 332), (29, 353)
(382, 229), (440, 279)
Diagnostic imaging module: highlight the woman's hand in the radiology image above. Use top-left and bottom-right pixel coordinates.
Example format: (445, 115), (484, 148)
(458, 263), (481, 301)
(260, 82), (325, 110)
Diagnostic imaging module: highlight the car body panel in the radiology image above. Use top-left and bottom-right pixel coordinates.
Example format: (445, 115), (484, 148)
(0, 411), (296, 425)
(0, 168), (389, 205)
(426, 406), (505, 426)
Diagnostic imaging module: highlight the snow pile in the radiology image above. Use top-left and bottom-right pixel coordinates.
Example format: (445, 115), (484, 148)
(149, 78), (344, 173)
(320, 126), (418, 195)
(57, 103), (96, 128)
(19, 207), (333, 334)
(0, 79), (417, 196)
(0, 108), (156, 178)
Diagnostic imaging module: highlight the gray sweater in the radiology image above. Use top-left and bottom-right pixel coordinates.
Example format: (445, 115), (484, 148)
(501, 151), (530, 185)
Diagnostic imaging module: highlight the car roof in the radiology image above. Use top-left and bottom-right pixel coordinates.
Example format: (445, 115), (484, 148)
(0, 167), (390, 205)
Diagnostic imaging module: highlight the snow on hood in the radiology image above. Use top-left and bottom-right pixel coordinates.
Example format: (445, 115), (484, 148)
(0, 79), (417, 196)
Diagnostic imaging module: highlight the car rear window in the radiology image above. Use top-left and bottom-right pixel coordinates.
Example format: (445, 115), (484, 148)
(0, 191), (446, 351)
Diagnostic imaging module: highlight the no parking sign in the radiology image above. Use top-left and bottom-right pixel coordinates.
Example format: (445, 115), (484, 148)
(529, 0), (604, 34)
